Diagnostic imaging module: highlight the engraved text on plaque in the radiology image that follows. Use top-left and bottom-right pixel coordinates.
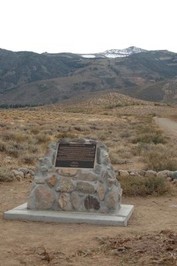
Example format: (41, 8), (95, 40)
(55, 143), (96, 168)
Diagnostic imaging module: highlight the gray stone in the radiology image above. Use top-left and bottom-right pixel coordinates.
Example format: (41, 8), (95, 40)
(58, 193), (72, 211)
(107, 169), (116, 179)
(94, 164), (102, 174)
(58, 168), (78, 177)
(137, 170), (146, 176)
(107, 177), (117, 187)
(71, 192), (82, 210)
(18, 168), (29, 174)
(76, 181), (95, 194)
(84, 195), (100, 210)
(97, 146), (105, 165)
(145, 170), (157, 177)
(24, 173), (32, 179)
(34, 176), (45, 184)
(41, 166), (48, 174)
(12, 170), (24, 179)
(73, 171), (98, 181)
(105, 185), (119, 210)
(101, 169), (115, 182)
(101, 150), (111, 165)
(56, 177), (74, 192)
(48, 166), (57, 173)
(41, 157), (52, 168)
(129, 171), (140, 176)
(157, 170), (172, 178)
(171, 171), (177, 179)
(46, 175), (58, 187)
(119, 170), (129, 177)
(96, 146), (101, 164)
(49, 142), (57, 150)
(28, 169), (35, 176)
(97, 183), (106, 201)
(28, 185), (55, 210)
(18, 168), (35, 176)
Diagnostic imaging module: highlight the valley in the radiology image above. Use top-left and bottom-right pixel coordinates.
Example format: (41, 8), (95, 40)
(0, 47), (177, 106)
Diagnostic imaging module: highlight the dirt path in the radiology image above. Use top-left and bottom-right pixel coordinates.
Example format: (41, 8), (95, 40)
(154, 117), (177, 137)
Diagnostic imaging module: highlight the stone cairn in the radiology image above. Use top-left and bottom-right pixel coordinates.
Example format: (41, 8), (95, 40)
(27, 138), (122, 214)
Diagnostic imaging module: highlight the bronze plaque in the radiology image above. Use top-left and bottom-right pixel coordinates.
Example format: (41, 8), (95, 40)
(55, 143), (96, 168)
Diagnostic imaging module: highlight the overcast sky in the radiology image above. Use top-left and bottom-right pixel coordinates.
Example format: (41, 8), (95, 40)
(1, 0), (177, 54)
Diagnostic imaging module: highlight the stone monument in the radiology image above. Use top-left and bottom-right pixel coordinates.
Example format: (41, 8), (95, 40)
(4, 138), (134, 226)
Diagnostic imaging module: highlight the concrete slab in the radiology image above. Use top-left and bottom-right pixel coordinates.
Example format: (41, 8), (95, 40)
(4, 204), (134, 226)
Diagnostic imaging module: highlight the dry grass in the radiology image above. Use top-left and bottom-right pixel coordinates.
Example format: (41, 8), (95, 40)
(119, 175), (171, 196)
(0, 92), (177, 175)
(130, 116), (168, 145)
(93, 230), (177, 266)
(143, 145), (177, 171)
(0, 167), (14, 182)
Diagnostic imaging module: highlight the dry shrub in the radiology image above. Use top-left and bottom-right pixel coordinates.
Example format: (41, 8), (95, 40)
(0, 141), (7, 152)
(109, 152), (121, 164)
(96, 131), (109, 141)
(109, 144), (133, 163)
(1, 132), (15, 141)
(27, 143), (38, 153)
(119, 175), (170, 196)
(110, 151), (132, 164)
(11, 133), (27, 142)
(55, 132), (78, 139)
(0, 167), (14, 182)
(5, 145), (20, 158)
(2, 132), (28, 142)
(4, 141), (26, 158)
(129, 116), (167, 145)
(119, 130), (132, 139)
(21, 154), (36, 165)
(133, 143), (177, 171)
(30, 127), (40, 135)
(132, 130), (167, 144)
(35, 133), (51, 144)
(144, 150), (177, 171)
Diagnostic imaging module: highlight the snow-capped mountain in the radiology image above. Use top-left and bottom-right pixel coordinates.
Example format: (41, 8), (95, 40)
(81, 46), (146, 59)
(102, 46), (146, 58)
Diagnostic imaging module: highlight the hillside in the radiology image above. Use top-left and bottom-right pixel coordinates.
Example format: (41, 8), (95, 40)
(0, 47), (177, 106)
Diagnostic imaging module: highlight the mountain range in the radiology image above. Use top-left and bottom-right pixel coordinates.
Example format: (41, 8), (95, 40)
(0, 46), (177, 107)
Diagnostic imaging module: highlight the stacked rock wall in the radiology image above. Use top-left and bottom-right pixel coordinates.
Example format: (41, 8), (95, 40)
(27, 139), (122, 214)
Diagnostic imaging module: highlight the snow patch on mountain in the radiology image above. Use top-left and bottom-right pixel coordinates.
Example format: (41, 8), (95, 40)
(81, 54), (96, 58)
(103, 46), (146, 58)
(81, 46), (146, 59)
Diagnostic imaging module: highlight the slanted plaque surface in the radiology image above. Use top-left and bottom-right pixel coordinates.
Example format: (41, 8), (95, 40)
(55, 143), (96, 168)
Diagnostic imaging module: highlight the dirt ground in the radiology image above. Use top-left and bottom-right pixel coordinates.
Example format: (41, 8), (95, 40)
(1, 112), (177, 265)
(1, 179), (177, 266)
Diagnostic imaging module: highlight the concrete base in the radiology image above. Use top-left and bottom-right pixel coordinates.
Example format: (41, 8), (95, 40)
(4, 203), (134, 226)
